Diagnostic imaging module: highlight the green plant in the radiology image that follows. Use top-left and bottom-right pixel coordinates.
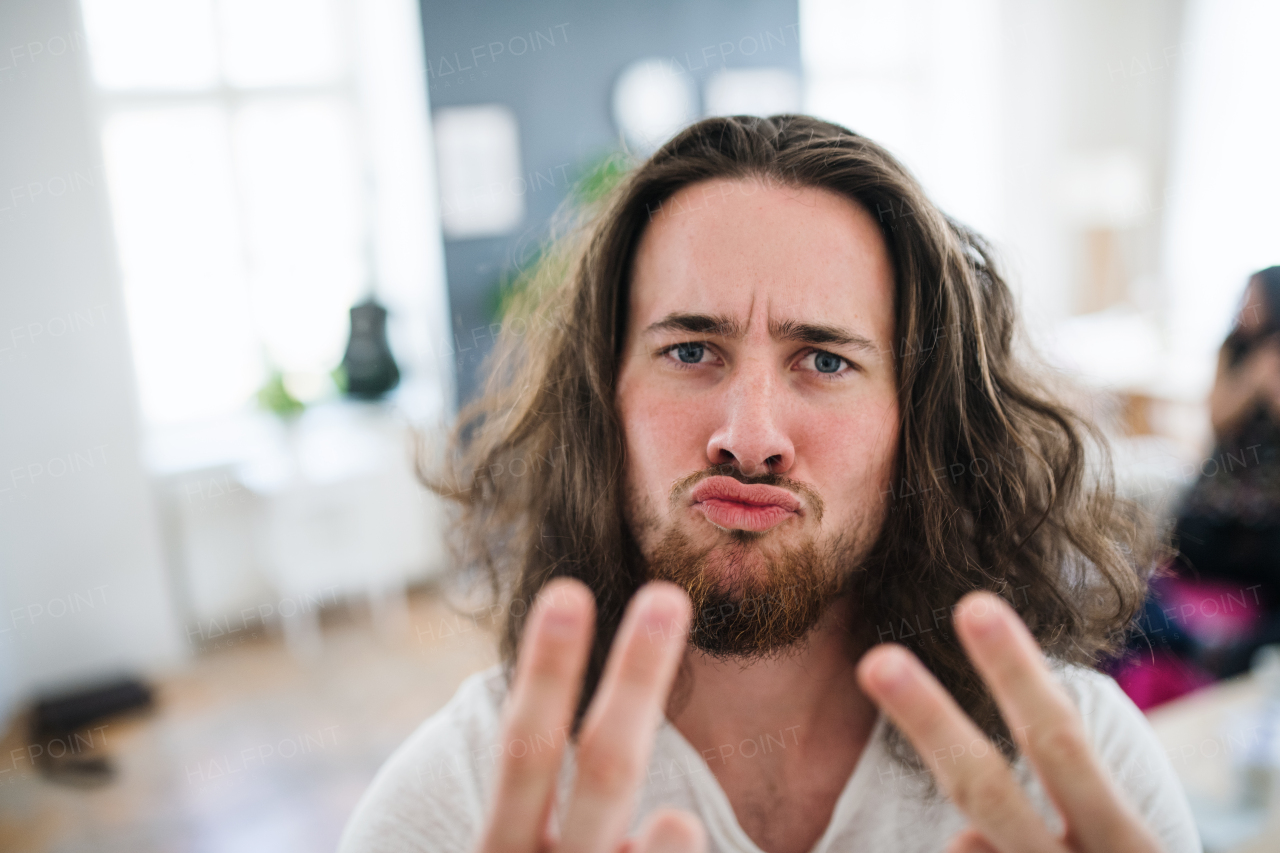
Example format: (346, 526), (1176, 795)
(486, 150), (633, 327)
(256, 369), (305, 417)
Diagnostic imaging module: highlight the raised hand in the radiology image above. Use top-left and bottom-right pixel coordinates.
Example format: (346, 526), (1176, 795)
(1253, 340), (1280, 417)
(475, 578), (705, 853)
(856, 591), (1166, 853)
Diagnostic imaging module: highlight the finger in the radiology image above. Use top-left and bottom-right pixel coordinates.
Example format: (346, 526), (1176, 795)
(477, 578), (595, 853)
(952, 592), (1162, 853)
(559, 582), (692, 853)
(635, 809), (706, 853)
(857, 644), (1067, 853)
(947, 827), (1001, 853)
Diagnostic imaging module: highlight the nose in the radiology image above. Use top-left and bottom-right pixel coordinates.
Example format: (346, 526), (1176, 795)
(705, 359), (795, 477)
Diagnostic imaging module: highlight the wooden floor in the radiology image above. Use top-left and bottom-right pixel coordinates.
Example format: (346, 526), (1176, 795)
(0, 588), (498, 853)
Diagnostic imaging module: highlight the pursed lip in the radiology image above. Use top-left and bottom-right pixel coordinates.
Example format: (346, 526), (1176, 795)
(687, 476), (803, 532)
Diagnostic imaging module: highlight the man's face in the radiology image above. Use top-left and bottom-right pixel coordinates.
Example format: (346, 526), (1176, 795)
(615, 177), (901, 656)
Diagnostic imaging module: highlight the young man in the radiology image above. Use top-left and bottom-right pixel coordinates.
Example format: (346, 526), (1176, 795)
(340, 116), (1199, 853)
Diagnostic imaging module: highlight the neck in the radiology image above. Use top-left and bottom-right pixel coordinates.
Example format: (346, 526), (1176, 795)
(666, 594), (878, 756)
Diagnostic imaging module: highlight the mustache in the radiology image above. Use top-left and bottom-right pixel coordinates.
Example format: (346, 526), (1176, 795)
(668, 464), (826, 524)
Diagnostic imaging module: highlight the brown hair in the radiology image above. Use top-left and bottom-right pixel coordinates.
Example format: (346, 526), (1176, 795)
(426, 115), (1157, 761)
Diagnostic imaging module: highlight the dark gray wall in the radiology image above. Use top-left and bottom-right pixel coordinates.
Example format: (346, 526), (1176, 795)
(417, 0), (802, 402)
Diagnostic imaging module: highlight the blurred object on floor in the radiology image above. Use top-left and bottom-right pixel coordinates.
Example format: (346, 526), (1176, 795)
(28, 677), (155, 788)
(33, 677), (153, 736)
(0, 586), (497, 853)
(1148, 645), (1280, 853)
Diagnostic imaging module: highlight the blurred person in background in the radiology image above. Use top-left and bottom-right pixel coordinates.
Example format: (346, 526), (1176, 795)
(1119, 267), (1280, 707)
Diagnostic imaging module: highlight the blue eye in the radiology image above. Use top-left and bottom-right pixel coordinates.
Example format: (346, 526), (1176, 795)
(674, 342), (705, 363)
(813, 351), (844, 373)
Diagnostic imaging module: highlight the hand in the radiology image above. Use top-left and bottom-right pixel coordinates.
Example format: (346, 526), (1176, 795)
(475, 578), (706, 853)
(1251, 340), (1280, 416)
(1245, 340), (1280, 393)
(856, 591), (1165, 853)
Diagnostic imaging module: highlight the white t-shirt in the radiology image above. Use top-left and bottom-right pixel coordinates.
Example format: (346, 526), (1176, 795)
(338, 663), (1202, 853)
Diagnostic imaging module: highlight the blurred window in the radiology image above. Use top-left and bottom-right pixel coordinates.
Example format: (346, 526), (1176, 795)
(800, 0), (1004, 241)
(82, 0), (367, 426)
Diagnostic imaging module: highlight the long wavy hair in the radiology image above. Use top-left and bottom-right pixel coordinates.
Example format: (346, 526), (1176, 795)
(426, 115), (1157, 760)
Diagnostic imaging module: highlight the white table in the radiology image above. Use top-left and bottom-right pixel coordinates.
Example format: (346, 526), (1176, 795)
(1147, 673), (1280, 852)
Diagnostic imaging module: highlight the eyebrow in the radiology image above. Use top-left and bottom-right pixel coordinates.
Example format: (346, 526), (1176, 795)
(644, 312), (743, 338)
(643, 312), (882, 354)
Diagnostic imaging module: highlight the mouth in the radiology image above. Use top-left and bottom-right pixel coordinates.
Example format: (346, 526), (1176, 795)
(688, 476), (803, 533)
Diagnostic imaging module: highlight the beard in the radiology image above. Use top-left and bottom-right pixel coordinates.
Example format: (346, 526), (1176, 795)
(634, 468), (874, 660)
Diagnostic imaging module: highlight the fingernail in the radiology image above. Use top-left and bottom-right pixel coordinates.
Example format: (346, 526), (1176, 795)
(542, 599), (581, 638)
(638, 587), (683, 631)
(966, 595), (1003, 638)
(872, 648), (909, 688)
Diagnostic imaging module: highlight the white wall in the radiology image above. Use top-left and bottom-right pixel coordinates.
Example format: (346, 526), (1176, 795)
(0, 0), (186, 723)
(802, 0), (1185, 344)
(1161, 0), (1280, 395)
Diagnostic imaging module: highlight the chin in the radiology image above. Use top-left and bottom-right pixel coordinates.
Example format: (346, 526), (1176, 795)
(655, 534), (849, 658)
(670, 550), (755, 598)
(643, 513), (867, 658)
(658, 516), (750, 571)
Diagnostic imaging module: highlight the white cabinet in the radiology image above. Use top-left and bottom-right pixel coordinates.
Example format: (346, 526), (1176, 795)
(153, 402), (449, 657)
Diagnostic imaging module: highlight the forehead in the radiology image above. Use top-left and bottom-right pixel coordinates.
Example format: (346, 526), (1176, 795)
(628, 178), (895, 341)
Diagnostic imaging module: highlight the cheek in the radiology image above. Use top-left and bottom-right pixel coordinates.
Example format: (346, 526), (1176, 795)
(804, 401), (899, 515)
(620, 384), (709, 485)
(617, 373), (710, 521)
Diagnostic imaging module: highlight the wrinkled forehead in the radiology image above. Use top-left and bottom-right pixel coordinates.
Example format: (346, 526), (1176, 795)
(626, 178), (896, 349)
